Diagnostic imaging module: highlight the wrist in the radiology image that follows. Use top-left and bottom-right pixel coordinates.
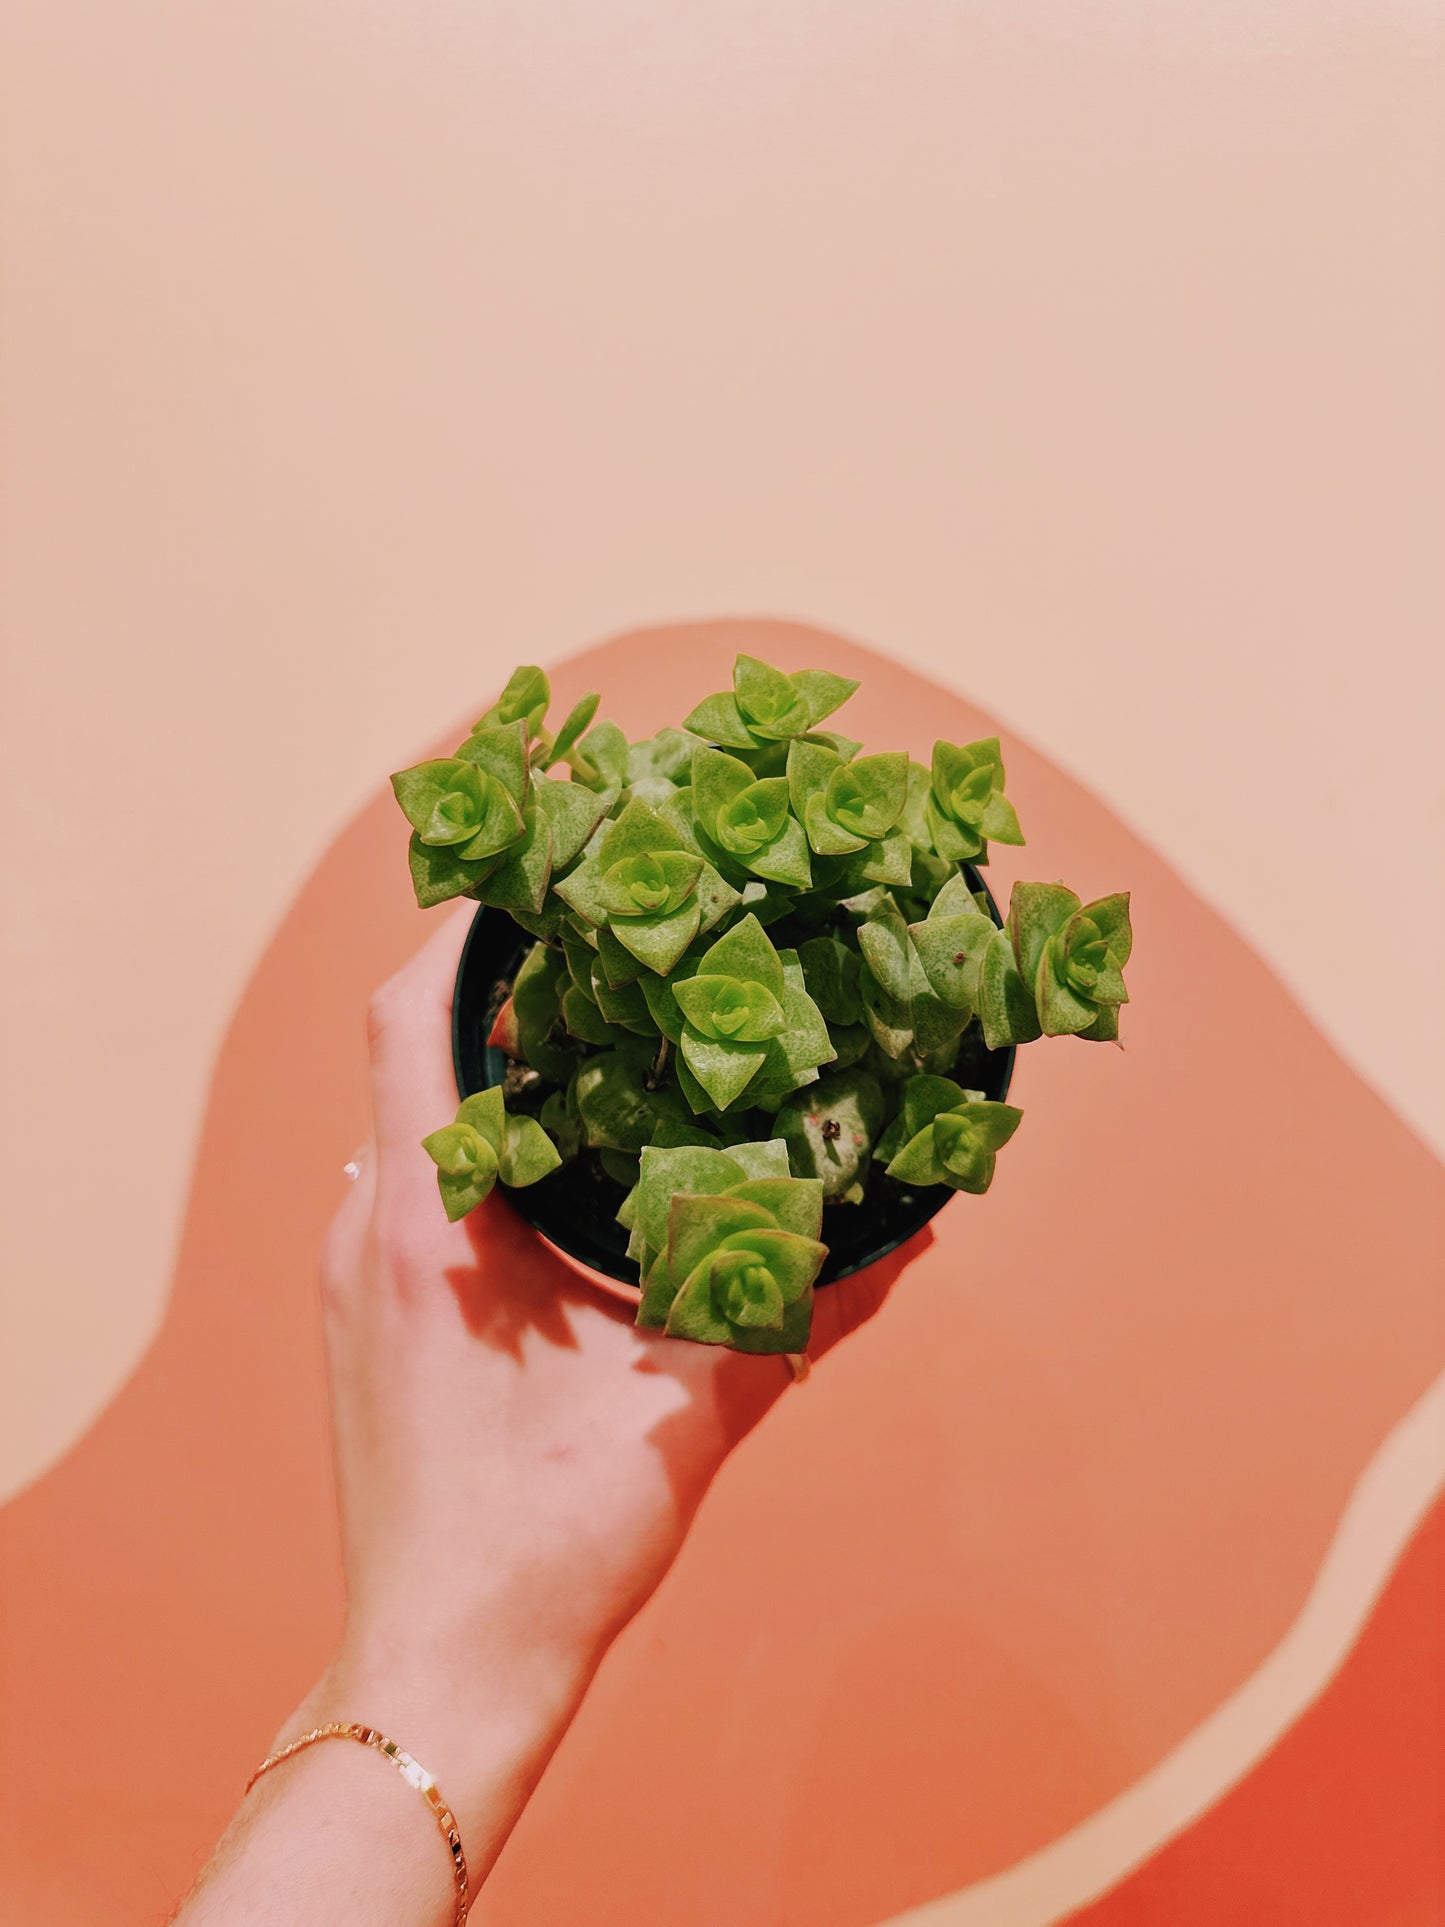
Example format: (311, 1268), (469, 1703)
(294, 1619), (594, 1864)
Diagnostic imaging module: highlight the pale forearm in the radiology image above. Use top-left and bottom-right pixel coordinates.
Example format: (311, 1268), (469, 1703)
(178, 1739), (457, 1927)
(177, 1637), (596, 1925)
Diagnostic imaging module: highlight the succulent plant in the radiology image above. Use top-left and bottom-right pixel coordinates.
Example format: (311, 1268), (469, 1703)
(621, 1144), (825, 1352)
(875, 1076), (1022, 1193)
(393, 652), (1137, 1353)
(421, 1087), (561, 1221)
(979, 882), (1134, 1048)
(683, 653), (859, 755)
(905, 735), (1025, 865)
(391, 668), (609, 930)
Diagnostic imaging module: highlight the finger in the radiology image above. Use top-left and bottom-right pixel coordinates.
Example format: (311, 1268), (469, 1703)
(366, 902), (476, 1208)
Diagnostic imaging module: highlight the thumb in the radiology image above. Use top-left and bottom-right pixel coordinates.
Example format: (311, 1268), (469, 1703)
(366, 902), (477, 1215)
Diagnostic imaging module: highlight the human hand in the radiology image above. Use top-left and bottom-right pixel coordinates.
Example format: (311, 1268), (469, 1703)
(295, 904), (919, 1870)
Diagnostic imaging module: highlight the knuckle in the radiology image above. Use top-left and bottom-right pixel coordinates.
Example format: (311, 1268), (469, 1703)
(365, 978), (407, 1051)
(367, 1206), (429, 1302)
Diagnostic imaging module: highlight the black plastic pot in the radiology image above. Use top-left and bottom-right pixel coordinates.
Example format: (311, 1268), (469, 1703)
(452, 863), (1016, 1287)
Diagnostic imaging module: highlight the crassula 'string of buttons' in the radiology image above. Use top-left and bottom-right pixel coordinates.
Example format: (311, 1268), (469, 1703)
(391, 653), (1135, 1353)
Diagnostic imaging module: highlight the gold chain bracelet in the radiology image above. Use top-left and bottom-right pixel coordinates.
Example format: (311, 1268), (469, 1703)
(247, 1722), (469, 1923)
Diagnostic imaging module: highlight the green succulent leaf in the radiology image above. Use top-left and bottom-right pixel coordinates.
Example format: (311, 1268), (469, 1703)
(405, 834), (492, 909)
(476, 664), (551, 736)
(1036, 896), (1134, 1037)
(797, 935), (862, 1025)
(978, 925), (1043, 1049)
(856, 904), (914, 1003)
(724, 1139), (794, 1181)
(743, 813), (812, 888)
(859, 958), (914, 1058)
(733, 654), (812, 739)
(421, 1085), (560, 1220)
(933, 1101), (1022, 1193)
(881, 1082), (1022, 1195)
(681, 690), (759, 750)
(590, 966), (660, 1036)
(391, 757), (526, 863)
(714, 776), (789, 857)
(803, 791), (868, 856)
(665, 1223), (822, 1351)
(898, 759), (933, 844)
(774, 1069), (886, 1199)
(679, 1029), (770, 1111)
(909, 909), (995, 1011)
(552, 797), (716, 975)
(621, 1139), (792, 1300)
(1083, 891), (1134, 968)
(654, 1180), (826, 1352)
(597, 1147), (641, 1188)
(685, 655), (858, 754)
(896, 1074), (970, 1140)
(598, 794), (686, 867)
(453, 719), (531, 804)
(562, 983), (630, 1046)
(696, 913), (786, 999)
(843, 826), (913, 890)
(880, 1121), (947, 1186)
(422, 1119), (498, 1196)
(694, 861), (744, 935)
(510, 941), (576, 1083)
(609, 900), (703, 975)
(727, 1175), (824, 1239)
(825, 751), (908, 842)
(826, 1022), (872, 1071)
(1007, 883), (1133, 1040)
(626, 1146), (754, 1256)
(598, 849), (704, 918)
(538, 1089), (581, 1161)
(573, 719), (631, 807)
(636, 951), (699, 1043)
(1009, 881), (1082, 989)
(691, 748), (812, 887)
(532, 775), (608, 870)
(657, 785), (705, 854)
(499, 1111), (564, 1187)
(921, 737), (1025, 862)
(626, 728), (706, 786)
(672, 974), (787, 1043)
(551, 855), (610, 928)
(682, 936), (836, 1109)
(1081, 1003), (1120, 1042)
(787, 738), (844, 823)
(908, 959), (971, 1056)
(571, 1049), (669, 1152)
(789, 668), (861, 732)
(544, 692), (601, 775)
(926, 869), (983, 919)
(652, 1116), (728, 1152)
(663, 1194), (774, 1290)
(593, 926), (646, 988)
(473, 801), (552, 916)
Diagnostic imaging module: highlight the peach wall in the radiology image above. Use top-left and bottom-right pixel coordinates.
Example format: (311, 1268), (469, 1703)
(1, 5), (1442, 1919)
(3, 623), (1441, 1927)
(4, 0), (1441, 1500)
